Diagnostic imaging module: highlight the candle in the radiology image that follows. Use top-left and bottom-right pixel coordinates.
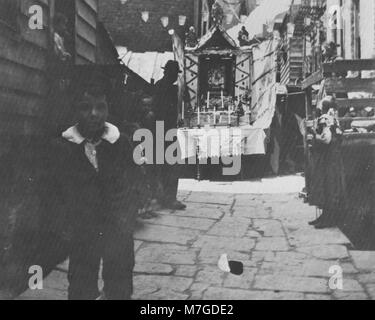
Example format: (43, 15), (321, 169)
(182, 101), (185, 120)
(206, 91), (210, 111)
(214, 104), (216, 125)
(197, 105), (200, 127)
(228, 105), (231, 126)
(221, 90), (224, 109)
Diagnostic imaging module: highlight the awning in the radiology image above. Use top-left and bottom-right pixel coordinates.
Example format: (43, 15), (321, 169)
(117, 47), (174, 84)
(227, 0), (293, 46)
(273, 11), (289, 29)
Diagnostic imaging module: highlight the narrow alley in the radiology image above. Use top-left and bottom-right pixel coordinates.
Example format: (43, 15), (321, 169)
(19, 176), (375, 300)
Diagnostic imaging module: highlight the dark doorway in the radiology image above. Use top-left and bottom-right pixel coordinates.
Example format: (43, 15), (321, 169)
(54, 0), (75, 57)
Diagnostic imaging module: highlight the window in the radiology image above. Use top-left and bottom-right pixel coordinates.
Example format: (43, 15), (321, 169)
(54, 0), (76, 58)
(0, 0), (18, 29)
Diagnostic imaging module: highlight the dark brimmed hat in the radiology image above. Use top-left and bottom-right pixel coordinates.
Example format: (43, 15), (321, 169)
(162, 60), (182, 73)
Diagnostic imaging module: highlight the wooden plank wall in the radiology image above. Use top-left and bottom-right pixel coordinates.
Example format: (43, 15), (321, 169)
(75, 0), (98, 65)
(0, 0), (99, 148)
(0, 1), (101, 295)
(0, 0), (51, 294)
(0, 0), (50, 146)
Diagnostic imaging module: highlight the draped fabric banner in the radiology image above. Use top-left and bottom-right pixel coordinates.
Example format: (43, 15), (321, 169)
(251, 39), (279, 129)
(172, 31), (186, 118)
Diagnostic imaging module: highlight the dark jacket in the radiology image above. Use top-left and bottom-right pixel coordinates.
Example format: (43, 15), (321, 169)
(153, 78), (178, 131)
(44, 124), (142, 239)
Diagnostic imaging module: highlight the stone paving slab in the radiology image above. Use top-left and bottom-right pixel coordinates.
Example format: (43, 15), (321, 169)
(288, 228), (351, 247)
(365, 284), (375, 299)
(358, 273), (375, 283)
(136, 289), (189, 300)
(143, 215), (216, 231)
(349, 251), (375, 271)
(252, 219), (285, 237)
(255, 237), (290, 251)
(192, 235), (256, 251)
(188, 282), (211, 300)
(133, 275), (193, 299)
(134, 263), (174, 275)
(196, 266), (225, 286)
(203, 287), (304, 300)
(185, 192), (234, 205)
(136, 243), (198, 265)
(296, 245), (349, 260)
(233, 206), (272, 219)
(207, 217), (251, 238)
(305, 294), (332, 300)
(254, 275), (329, 294)
(134, 224), (200, 245)
(16, 179), (375, 300)
(258, 259), (356, 279)
(175, 265), (198, 278)
(171, 203), (228, 220)
(223, 268), (257, 290)
(333, 291), (369, 300)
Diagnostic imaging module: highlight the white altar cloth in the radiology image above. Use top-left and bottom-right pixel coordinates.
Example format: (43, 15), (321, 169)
(177, 126), (266, 160)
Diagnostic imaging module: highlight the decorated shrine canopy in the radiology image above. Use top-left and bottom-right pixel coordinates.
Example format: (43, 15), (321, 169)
(184, 25), (252, 109)
(188, 25), (238, 53)
(184, 24), (278, 131)
(179, 26), (279, 162)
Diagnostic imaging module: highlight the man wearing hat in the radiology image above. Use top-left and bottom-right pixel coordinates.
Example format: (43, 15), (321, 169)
(152, 60), (186, 210)
(45, 86), (142, 300)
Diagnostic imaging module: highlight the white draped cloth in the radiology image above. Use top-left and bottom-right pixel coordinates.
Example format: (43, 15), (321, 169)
(177, 126), (266, 160)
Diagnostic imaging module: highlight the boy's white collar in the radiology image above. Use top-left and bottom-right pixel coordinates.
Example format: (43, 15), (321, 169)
(62, 122), (120, 145)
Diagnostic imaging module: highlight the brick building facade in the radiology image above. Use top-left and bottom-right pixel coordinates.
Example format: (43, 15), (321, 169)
(99, 0), (195, 52)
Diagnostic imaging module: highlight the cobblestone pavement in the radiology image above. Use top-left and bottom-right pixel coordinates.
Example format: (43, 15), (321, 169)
(18, 177), (375, 300)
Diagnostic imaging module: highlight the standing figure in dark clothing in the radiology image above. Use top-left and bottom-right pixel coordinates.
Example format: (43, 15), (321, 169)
(123, 92), (163, 217)
(46, 90), (141, 300)
(308, 113), (346, 229)
(153, 60), (186, 211)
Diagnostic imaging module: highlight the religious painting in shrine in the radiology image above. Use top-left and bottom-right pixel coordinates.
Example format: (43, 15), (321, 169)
(208, 64), (226, 91)
(199, 54), (234, 96)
